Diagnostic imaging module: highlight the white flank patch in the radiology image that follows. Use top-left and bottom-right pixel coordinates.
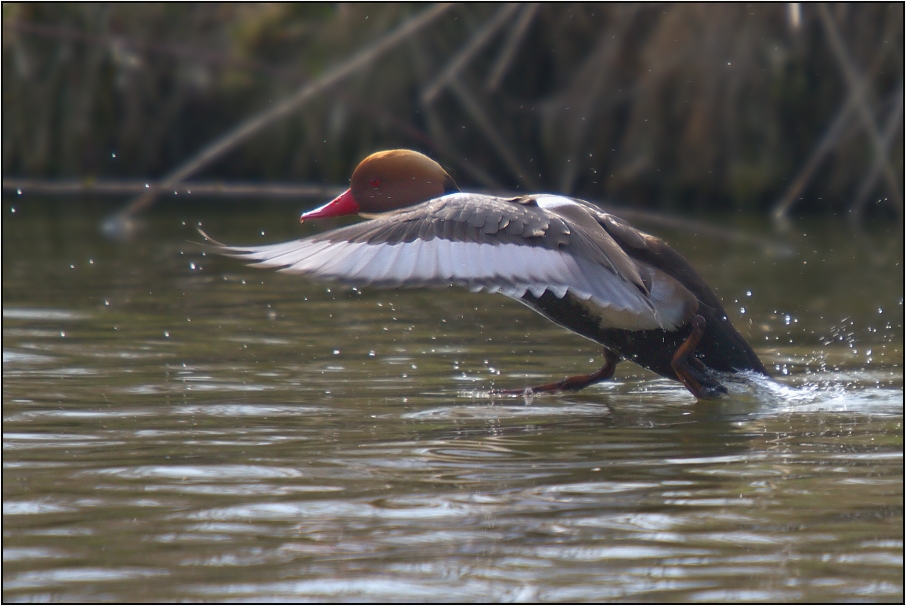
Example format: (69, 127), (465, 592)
(532, 194), (580, 210)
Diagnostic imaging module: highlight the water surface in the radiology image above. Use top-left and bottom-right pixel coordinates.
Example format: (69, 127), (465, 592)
(3, 199), (902, 602)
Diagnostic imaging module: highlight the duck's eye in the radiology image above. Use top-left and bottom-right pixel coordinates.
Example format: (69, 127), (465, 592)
(369, 177), (381, 187)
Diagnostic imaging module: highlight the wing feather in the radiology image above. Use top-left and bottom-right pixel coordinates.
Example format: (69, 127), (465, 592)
(204, 193), (696, 330)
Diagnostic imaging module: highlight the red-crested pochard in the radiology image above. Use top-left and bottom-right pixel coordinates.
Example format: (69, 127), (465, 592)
(203, 149), (768, 399)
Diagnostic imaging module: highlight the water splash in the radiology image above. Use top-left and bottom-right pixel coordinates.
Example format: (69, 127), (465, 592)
(720, 370), (901, 416)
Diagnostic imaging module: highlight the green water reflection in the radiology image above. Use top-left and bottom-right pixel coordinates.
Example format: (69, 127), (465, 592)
(3, 199), (902, 602)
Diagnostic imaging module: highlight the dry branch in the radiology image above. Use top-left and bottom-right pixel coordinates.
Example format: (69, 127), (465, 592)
(486, 3), (539, 91)
(849, 84), (905, 224)
(817, 3), (902, 217)
(449, 77), (539, 190)
(103, 3), (454, 236)
(420, 3), (520, 104)
(771, 49), (889, 224)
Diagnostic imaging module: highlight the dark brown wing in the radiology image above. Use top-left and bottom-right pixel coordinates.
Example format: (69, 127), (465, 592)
(595, 212), (724, 311)
(592, 209), (768, 374)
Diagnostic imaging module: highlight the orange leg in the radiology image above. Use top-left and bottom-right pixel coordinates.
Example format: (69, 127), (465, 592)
(671, 315), (727, 399)
(494, 349), (620, 396)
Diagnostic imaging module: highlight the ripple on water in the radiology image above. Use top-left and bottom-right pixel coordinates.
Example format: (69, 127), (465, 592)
(173, 403), (328, 417)
(3, 500), (74, 516)
(87, 465), (305, 481)
(145, 484), (345, 497)
(122, 382), (272, 395)
(2, 547), (68, 562)
(4, 366), (99, 378)
(4, 408), (155, 423)
(537, 481), (661, 496)
(3, 433), (106, 452)
(2, 308), (91, 321)
(2, 349), (56, 365)
(186, 578), (477, 602)
(187, 497), (478, 523)
(4, 567), (166, 591)
(402, 401), (610, 420)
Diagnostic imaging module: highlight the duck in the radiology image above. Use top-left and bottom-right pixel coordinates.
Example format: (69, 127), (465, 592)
(202, 149), (768, 399)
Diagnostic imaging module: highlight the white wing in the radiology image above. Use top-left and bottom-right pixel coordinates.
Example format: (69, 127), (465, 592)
(204, 194), (694, 330)
(216, 237), (689, 330)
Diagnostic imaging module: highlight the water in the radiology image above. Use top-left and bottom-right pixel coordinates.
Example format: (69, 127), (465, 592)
(3, 199), (902, 602)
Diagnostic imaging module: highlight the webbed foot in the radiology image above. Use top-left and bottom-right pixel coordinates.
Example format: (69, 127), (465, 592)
(671, 315), (728, 400)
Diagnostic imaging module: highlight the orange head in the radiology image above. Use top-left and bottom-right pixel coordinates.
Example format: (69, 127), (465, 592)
(301, 150), (459, 221)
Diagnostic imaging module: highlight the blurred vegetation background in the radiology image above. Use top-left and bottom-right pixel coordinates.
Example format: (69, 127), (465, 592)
(2, 3), (903, 221)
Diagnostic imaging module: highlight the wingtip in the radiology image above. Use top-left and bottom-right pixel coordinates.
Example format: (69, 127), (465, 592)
(195, 225), (226, 247)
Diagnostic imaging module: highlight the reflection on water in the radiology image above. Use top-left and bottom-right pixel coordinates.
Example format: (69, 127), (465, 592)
(3, 200), (903, 602)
